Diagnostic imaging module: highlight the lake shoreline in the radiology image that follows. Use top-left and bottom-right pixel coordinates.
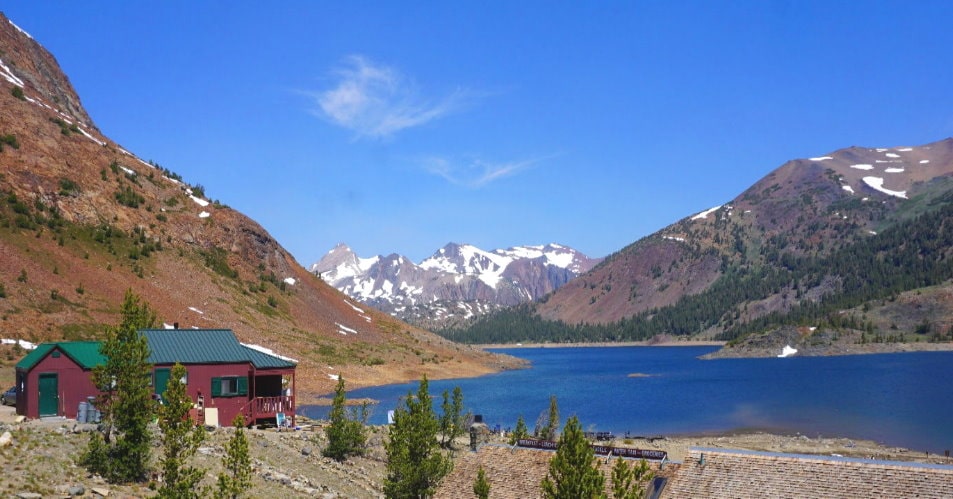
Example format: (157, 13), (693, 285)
(475, 340), (726, 349)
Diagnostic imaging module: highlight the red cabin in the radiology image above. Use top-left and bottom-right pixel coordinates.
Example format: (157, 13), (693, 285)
(14, 329), (297, 427)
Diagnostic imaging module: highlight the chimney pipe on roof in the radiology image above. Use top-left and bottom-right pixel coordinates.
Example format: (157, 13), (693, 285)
(173, 322), (179, 329)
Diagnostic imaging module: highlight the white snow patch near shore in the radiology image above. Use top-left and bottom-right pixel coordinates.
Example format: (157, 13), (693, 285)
(884, 168), (904, 173)
(778, 345), (797, 358)
(198, 211), (210, 218)
(897, 147), (913, 152)
(283, 277), (296, 286)
(850, 164), (873, 170)
(842, 185), (854, 194)
(809, 156), (833, 161)
(920, 160), (930, 164)
(885, 153), (900, 158)
(188, 307), (204, 315)
(862, 177), (907, 198)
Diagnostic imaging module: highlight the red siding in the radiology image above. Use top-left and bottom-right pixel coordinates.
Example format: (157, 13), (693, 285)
(159, 362), (253, 426)
(17, 348), (99, 419)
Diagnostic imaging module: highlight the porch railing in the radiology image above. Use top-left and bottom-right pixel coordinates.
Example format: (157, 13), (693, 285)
(249, 395), (294, 418)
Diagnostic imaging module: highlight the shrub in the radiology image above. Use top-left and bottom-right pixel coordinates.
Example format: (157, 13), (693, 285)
(115, 186), (144, 208)
(59, 178), (80, 196)
(10, 86), (25, 100)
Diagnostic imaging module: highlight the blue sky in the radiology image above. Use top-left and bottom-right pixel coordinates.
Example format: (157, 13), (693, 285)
(5, 2), (953, 264)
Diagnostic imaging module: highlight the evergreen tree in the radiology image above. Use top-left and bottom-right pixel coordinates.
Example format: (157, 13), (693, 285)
(439, 386), (466, 449)
(540, 416), (605, 499)
(215, 414), (252, 499)
(157, 363), (206, 498)
(323, 376), (367, 461)
(384, 376), (453, 498)
(473, 466), (490, 499)
(81, 290), (157, 483)
(536, 395), (560, 441)
(509, 415), (529, 445)
(610, 457), (653, 499)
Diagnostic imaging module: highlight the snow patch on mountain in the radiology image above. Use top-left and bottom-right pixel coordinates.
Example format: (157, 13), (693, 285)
(862, 177), (907, 199)
(312, 242), (600, 327)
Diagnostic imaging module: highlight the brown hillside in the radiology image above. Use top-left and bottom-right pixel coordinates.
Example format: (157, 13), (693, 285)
(0, 12), (520, 396)
(537, 137), (953, 328)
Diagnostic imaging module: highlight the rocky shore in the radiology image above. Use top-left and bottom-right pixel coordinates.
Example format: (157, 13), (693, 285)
(702, 326), (953, 359)
(1, 404), (950, 498)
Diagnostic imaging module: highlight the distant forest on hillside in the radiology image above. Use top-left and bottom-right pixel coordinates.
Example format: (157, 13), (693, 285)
(439, 191), (953, 345)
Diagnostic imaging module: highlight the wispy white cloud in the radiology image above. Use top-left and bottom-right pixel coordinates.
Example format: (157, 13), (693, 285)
(420, 155), (554, 188)
(309, 55), (469, 139)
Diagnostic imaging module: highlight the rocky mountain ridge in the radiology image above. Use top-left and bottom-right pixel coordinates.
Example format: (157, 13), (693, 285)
(311, 242), (600, 329)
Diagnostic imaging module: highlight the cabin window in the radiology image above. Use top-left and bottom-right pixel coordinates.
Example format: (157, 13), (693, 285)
(211, 376), (248, 397)
(52, 351), (61, 358)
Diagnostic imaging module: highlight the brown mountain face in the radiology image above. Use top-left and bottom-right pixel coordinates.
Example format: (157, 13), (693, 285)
(537, 137), (953, 329)
(0, 12), (519, 395)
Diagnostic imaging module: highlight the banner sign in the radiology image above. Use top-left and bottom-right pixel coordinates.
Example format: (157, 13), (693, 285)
(517, 438), (667, 461)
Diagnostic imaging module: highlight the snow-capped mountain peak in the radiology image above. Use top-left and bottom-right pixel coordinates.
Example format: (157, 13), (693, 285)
(311, 242), (601, 329)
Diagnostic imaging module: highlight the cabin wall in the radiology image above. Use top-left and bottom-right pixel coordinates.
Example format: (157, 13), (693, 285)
(158, 362), (253, 426)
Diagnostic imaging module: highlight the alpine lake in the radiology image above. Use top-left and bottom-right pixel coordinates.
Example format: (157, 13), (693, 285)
(299, 346), (953, 454)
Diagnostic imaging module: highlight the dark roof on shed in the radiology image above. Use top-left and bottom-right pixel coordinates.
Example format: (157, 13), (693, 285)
(15, 341), (105, 370)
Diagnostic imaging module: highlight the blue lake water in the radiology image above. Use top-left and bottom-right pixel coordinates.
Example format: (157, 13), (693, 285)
(299, 346), (953, 453)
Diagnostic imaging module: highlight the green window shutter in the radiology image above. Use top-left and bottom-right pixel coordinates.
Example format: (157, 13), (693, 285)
(211, 377), (222, 397)
(237, 376), (248, 396)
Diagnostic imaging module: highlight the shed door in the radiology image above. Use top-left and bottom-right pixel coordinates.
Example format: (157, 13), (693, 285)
(38, 373), (59, 417)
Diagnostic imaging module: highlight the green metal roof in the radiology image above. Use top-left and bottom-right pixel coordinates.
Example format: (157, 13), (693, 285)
(17, 330), (295, 371)
(15, 341), (106, 370)
(141, 329), (296, 368)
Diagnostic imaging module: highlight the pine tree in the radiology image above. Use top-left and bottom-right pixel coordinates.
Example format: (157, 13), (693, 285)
(610, 457), (653, 499)
(157, 363), (206, 498)
(536, 395), (560, 441)
(81, 289), (157, 483)
(509, 415), (529, 445)
(323, 376), (367, 461)
(540, 416), (605, 499)
(215, 414), (252, 499)
(439, 386), (466, 449)
(384, 376), (453, 498)
(473, 466), (490, 499)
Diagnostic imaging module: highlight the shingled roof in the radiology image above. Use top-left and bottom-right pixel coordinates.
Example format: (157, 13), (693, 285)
(661, 447), (953, 498)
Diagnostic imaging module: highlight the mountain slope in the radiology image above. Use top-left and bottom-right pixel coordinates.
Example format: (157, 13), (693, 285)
(453, 138), (953, 344)
(0, 12), (520, 394)
(312, 242), (600, 329)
